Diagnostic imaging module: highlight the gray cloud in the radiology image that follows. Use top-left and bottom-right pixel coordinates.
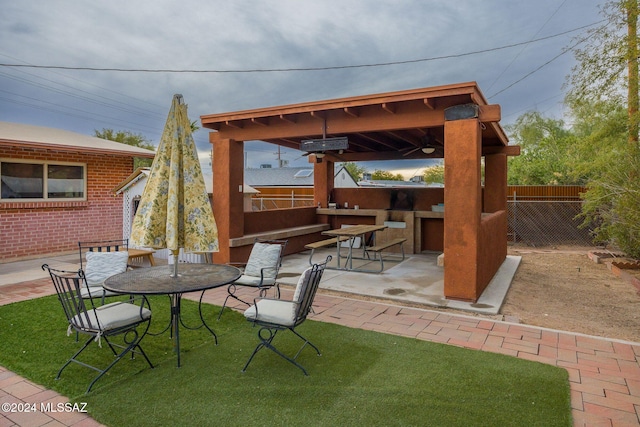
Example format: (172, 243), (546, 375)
(0, 0), (602, 175)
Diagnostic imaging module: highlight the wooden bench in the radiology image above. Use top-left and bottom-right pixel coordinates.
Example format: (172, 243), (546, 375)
(305, 236), (350, 265)
(229, 224), (330, 248)
(364, 238), (407, 272)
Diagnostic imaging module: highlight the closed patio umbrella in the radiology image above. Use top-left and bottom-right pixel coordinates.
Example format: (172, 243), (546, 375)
(130, 94), (218, 276)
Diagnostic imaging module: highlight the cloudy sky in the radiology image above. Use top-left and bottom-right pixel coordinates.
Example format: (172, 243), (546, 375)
(1, 0), (604, 179)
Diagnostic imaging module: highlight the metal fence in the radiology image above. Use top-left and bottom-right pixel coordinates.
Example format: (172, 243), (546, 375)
(508, 200), (595, 247)
(251, 196), (315, 211)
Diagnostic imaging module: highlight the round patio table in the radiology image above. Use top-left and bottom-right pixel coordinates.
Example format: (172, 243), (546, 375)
(104, 263), (241, 367)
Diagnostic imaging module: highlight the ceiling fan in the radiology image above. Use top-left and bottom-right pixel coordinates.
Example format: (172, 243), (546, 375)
(401, 134), (437, 157)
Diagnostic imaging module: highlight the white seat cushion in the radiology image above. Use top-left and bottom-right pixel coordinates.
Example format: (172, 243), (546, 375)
(235, 274), (276, 287)
(84, 251), (129, 286)
(244, 299), (297, 327)
(72, 301), (151, 332)
(244, 267), (313, 326)
(293, 268), (313, 303)
(243, 243), (281, 279)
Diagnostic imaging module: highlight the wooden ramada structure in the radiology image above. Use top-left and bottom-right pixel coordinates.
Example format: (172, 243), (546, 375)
(201, 82), (520, 302)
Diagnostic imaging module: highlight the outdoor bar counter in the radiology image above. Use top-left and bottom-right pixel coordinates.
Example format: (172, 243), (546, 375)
(316, 208), (445, 254)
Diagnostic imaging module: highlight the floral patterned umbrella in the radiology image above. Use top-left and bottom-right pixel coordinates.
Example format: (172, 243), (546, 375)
(130, 94), (218, 276)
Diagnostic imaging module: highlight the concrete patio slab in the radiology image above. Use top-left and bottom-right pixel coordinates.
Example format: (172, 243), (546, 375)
(277, 248), (521, 315)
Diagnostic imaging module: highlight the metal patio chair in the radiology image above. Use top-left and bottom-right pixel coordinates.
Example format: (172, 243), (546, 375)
(217, 238), (288, 320)
(242, 255), (331, 375)
(42, 264), (153, 393)
(78, 239), (129, 303)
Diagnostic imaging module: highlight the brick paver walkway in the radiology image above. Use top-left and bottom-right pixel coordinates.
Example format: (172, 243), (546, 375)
(2, 279), (639, 426)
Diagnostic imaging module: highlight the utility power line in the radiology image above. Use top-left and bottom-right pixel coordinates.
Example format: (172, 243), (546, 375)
(0, 21), (603, 74)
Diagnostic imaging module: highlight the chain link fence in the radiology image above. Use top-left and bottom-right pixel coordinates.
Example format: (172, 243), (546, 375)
(508, 200), (595, 247)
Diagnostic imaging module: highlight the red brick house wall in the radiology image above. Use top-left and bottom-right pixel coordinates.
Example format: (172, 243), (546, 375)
(0, 145), (135, 262)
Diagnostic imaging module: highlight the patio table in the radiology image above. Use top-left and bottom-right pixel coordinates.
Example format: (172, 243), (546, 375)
(322, 224), (387, 271)
(126, 248), (156, 267)
(104, 263), (241, 367)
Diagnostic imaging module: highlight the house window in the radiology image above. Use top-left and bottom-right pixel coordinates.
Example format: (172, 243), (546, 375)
(1, 160), (86, 201)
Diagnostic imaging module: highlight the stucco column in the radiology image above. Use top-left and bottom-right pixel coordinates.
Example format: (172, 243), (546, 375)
(443, 118), (482, 301)
(484, 153), (507, 213)
(212, 138), (244, 263)
(313, 157), (334, 207)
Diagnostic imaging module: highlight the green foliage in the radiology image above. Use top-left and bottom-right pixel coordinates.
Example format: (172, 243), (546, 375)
(371, 169), (404, 181)
(565, 0), (630, 107)
(0, 295), (572, 426)
(422, 163), (445, 184)
(571, 101), (640, 255)
(506, 112), (581, 185)
(567, 100), (628, 179)
(94, 128), (156, 169)
(341, 162), (367, 181)
(563, 0), (640, 256)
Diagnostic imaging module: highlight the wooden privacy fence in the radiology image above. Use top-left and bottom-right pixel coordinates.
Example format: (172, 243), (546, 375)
(507, 185), (585, 201)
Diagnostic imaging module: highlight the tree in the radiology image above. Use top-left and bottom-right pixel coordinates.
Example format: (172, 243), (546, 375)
(566, 0), (638, 150)
(565, 0), (640, 255)
(371, 169), (404, 181)
(341, 162), (367, 181)
(422, 163), (445, 185)
(505, 112), (580, 185)
(94, 129), (156, 169)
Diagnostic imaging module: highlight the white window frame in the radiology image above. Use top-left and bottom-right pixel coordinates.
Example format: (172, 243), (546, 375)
(0, 159), (87, 202)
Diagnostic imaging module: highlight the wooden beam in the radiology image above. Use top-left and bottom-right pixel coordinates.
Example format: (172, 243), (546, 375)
(332, 150), (441, 162)
(209, 108), (446, 142)
(423, 98), (436, 110)
(482, 145), (520, 156)
(354, 132), (403, 151)
(381, 103), (395, 114)
(225, 120), (242, 129)
(387, 130), (420, 145)
(279, 114), (296, 124)
(343, 107), (359, 117)
(275, 140), (301, 150)
(486, 120), (509, 145)
(478, 104), (501, 122)
(201, 82), (481, 126)
(251, 117), (269, 126)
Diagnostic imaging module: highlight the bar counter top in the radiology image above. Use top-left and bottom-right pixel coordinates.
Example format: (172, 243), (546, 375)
(316, 208), (445, 219)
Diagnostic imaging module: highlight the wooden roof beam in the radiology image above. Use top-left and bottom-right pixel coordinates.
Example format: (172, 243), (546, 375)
(381, 103), (395, 114)
(209, 108), (446, 142)
(355, 132), (406, 151)
(334, 150), (441, 162)
(386, 130), (420, 146)
(279, 114), (297, 124)
(423, 98), (436, 110)
(225, 120), (242, 129)
(482, 145), (520, 156)
(343, 107), (359, 117)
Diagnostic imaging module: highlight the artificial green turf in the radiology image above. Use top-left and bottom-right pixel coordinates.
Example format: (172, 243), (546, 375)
(0, 295), (572, 426)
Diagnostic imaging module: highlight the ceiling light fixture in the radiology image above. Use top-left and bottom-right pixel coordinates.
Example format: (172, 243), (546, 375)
(421, 146), (435, 154)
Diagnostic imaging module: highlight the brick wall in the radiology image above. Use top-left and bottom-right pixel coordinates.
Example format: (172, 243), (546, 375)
(0, 145), (134, 262)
